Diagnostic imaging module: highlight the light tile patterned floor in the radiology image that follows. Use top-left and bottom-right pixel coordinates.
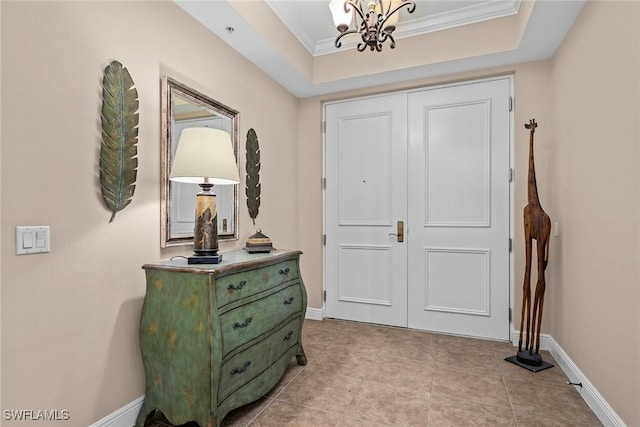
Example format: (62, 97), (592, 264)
(145, 318), (602, 427)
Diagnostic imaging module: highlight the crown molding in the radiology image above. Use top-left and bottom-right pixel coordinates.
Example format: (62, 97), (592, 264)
(314, 0), (521, 55)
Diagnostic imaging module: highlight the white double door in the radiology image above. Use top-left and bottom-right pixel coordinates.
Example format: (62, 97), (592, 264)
(325, 77), (511, 340)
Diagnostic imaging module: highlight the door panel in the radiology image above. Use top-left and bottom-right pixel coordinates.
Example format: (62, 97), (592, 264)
(325, 94), (408, 327)
(423, 248), (490, 315)
(338, 114), (393, 226)
(407, 79), (511, 340)
(424, 101), (490, 227)
(338, 245), (394, 305)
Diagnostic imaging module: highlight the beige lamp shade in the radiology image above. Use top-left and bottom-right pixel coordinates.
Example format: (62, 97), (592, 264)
(169, 127), (240, 185)
(376, 0), (402, 27)
(329, 0), (353, 29)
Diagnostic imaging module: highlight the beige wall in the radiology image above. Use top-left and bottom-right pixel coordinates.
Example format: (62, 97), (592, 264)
(550, 1), (640, 424)
(0, 1), (299, 425)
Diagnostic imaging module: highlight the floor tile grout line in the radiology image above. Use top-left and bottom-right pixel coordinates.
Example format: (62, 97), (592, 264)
(260, 398), (349, 417)
(245, 355), (310, 426)
(332, 376), (365, 427)
(277, 357), (370, 421)
(266, 332), (365, 425)
(242, 397), (273, 427)
(499, 352), (522, 425)
(430, 389), (514, 411)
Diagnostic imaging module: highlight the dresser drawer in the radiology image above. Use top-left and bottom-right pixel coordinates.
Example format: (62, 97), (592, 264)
(218, 317), (301, 403)
(216, 259), (299, 308)
(219, 283), (302, 356)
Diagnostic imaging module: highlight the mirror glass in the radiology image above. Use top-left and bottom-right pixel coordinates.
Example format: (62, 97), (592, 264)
(161, 76), (239, 247)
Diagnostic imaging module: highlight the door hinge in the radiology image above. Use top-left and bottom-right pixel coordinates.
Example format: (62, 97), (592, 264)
(508, 96), (513, 112)
(509, 307), (512, 322)
(322, 120), (326, 133)
(509, 238), (513, 252)
(323, 290), (327, 302)
(322, 177), (326, 190)
(508, 168), (513, 182)
(323, 234), (326, 246)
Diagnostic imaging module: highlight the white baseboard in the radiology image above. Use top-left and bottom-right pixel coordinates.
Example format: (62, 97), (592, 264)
(305, 306), (324, 321)
(511, 330), (554, 351)
(512, 331), (625, 427)
(88, 395), (143, 427)
(546, 335), (626, 427)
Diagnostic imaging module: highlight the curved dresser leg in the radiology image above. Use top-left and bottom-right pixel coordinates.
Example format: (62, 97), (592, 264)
(296, 346), (307, 365)
(134, 405), (155, 427)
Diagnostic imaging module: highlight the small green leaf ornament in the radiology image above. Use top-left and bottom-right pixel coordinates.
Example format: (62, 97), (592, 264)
(245, 128), (261, 225)
(100, 60), (139, 223)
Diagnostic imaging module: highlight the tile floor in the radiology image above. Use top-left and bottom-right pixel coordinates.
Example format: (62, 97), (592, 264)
(145, 318), (602, 427)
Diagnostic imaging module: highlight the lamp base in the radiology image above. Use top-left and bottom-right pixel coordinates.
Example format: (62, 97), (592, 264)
(188, 254), (223, 264)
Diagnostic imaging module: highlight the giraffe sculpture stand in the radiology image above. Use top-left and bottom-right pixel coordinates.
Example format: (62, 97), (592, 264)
(506, 119), (554, 373)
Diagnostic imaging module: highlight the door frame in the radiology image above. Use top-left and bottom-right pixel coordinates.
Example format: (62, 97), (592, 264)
(322, 74), (515, 341)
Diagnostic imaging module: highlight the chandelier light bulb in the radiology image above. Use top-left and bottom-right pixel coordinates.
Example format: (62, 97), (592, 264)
(329, 0), (353, 32)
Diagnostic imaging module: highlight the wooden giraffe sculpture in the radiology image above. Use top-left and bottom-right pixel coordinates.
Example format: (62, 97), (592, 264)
(517, 118), (551, 367)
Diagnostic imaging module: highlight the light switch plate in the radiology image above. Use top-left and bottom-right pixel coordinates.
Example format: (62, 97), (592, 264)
(16, 226), (50, 255)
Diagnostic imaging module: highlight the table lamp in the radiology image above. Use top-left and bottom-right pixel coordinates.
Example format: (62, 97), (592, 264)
(169, 127), (240, 264)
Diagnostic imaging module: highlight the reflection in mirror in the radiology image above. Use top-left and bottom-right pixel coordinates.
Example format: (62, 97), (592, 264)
(161, 76), (239, 247)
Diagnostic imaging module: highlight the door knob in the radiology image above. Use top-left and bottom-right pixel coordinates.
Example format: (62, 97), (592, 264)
(388, 221), (404, 242)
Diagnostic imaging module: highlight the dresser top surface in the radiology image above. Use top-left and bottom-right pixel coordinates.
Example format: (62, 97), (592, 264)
(143, 249), (301, 275)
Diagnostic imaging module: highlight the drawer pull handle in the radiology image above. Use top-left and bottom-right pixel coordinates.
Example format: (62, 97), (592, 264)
(233, 317), (252, 329)
(231, 361), (251, 375)
(279, 267), (290, 275)
(283, 331), (294, 341)
(227, 280), (247, 291)
(283, 297), (294, 305)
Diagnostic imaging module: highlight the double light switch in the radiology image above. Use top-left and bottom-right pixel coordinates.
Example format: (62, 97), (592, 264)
(16, 226), (50, 255)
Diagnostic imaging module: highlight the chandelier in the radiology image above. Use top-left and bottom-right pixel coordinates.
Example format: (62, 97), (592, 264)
(329, 0), (416, 52)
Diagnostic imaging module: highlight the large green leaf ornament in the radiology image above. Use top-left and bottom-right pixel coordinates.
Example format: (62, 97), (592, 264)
(245, 128), (261, 225)
(100, 60), (139, 223)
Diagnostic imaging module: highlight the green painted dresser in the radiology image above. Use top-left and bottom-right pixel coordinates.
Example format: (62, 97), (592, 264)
(135, 249), (307, 427)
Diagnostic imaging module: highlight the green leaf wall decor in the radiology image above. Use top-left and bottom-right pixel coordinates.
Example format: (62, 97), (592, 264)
(99, 60), (139, 223)
(245, 128), (261, 225)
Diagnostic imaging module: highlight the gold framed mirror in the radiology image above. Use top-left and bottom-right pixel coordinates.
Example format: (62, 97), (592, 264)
(160, 76), (239, 247)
